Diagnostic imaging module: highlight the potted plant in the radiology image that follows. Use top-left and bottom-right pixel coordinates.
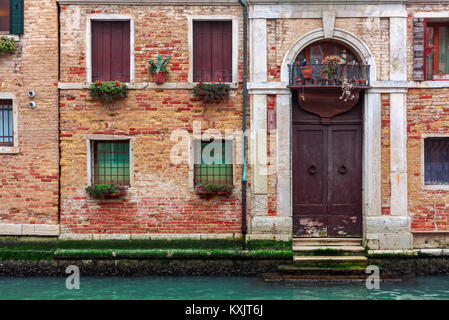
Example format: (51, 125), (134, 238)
(300, 65), (314, 79)
(195, 183), (233, 197)
(193, 81), (230, 103)
(0, 37), (16, 55)
(147, 54), (170, 85)
(321, 55), (345, 79)
(89, 81), (128, 104)
(85, 184), (127, 199)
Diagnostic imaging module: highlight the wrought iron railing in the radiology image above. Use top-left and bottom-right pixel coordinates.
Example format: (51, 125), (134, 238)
(289, 63), (370, 87)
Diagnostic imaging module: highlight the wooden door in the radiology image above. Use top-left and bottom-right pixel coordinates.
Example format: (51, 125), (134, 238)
(292, 124), (362, 237)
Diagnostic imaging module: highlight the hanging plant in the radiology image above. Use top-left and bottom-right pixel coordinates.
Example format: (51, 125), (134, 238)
(339, 78), (355, 102)
(0, 37), (16, 55)
(195, 183), (233, 197)
(147, 53), (170, 85)
(89, 80), (128, 104)
(85, 184), (127, 199)
(193, 81), (230, 103)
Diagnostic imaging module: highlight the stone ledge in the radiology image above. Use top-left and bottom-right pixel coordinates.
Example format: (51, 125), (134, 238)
(250, 216), (292, 234)
(59, 233), (242, 240)
(368, 248), (449, 257)
(0, 224), (59, 236)
(58, 82), (239, 90)
(365, 216), (410, 234)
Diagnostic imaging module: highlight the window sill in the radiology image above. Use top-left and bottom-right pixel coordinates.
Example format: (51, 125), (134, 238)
(0, 34), (20, 42)
(0, 146), (19, 154)
(58, 82), (239, 90)
(422, 184), (449, 191)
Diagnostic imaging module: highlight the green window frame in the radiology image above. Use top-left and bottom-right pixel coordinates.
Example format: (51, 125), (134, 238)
(91, 140), (130, 186)
(0, 0), (23, 34)
(194, 139), (233, 186)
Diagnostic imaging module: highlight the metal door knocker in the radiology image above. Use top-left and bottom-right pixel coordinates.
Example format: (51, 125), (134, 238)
(338, 165), (347, 174)
(308, 165), (317, 175)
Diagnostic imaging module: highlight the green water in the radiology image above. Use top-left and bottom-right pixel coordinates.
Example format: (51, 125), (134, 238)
(0, 276), (448, 300)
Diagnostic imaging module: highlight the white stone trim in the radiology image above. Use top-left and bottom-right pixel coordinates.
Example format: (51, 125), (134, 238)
(187, 15), (239, 85)
(389, 17), (407, 81)
(58, 0), (240, 5)
(390, 93), (408, 217)
(58, 82), (239, 90)
(0, 92), (19, 154)
(368, 248), (449, 256)
(59, 233), (242, 240)
(86, 14), (135, 83)
(420, 134), (449, 191)
(0, 224), (59, 236)
(248, 3), (407, 19)
(414, 12), (449, 18)
(84, 134), (135, 187)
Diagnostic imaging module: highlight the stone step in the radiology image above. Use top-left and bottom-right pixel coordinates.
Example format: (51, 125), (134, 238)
(293, 237), (362, 246)
(277, 265), (367, 276)
(263, 272), (401, 282)
(292, 245), (366, 256)
(293, 255), (368, 268)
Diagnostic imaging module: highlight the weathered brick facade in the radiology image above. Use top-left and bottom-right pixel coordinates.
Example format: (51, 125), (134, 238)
(3, 0), (449, 249)
(58, 4), (245, 237)
(0, 0), (59, 235)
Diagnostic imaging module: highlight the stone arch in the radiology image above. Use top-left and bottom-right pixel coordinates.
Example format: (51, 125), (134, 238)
(280, 28), (377, 83)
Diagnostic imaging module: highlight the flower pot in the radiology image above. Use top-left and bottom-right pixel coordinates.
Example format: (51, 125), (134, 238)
(103, 191), (127, 199)
(153, 72), (167, 85)
(300, 66), (314, 79)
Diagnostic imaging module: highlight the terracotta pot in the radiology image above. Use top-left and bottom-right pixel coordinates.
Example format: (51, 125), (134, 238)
(300, 66), (314, 79)
(103, 191), (127, 199)
(153, 72), (167, 85)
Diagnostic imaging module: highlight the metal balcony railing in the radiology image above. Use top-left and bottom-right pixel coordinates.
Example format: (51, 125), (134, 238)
(289, 63), (370, 87)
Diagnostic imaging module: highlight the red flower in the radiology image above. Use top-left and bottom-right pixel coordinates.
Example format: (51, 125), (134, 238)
(115, 82), (119, 86)
(198, 82), (202, 87)
(210, 81), (215, 84)
(96, 81), (101, 85)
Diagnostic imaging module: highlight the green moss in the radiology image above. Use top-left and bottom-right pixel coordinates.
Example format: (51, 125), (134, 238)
(53, 249), (293, 260)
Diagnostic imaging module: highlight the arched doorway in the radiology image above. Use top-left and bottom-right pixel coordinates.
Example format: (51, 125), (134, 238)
(290, 40), (366, 237)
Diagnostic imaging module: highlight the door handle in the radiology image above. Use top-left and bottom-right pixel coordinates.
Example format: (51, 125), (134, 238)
(338, 165), (347, 174)
(308, 165), (317, 175)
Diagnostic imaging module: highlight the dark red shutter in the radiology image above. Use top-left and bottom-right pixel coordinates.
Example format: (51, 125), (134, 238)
(193, 21), (232, 82)
(413, 18), (426, 81)
(92, 21), (130, 82)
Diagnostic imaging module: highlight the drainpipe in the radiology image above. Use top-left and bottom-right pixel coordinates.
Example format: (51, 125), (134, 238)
(239, 0), (248, 246)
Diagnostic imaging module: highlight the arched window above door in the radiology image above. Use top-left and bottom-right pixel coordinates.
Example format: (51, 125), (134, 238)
(295, 41), (360, 65)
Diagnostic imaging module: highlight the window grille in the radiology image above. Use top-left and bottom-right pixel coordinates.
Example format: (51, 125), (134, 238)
(91, 140), (130, 185)
(424, 138), (449, 184)
(194, 139), (233, 186)
(0, 99), (13, 147)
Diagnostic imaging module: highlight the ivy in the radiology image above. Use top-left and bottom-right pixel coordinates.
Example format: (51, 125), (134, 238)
(0, 37), (17, 55)
(89, 80), (128, 104)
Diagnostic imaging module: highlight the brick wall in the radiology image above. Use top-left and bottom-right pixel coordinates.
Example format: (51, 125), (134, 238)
(408, 88), (449, 232)
(0, 0), (59, 225)
(59, 4), (245, 235)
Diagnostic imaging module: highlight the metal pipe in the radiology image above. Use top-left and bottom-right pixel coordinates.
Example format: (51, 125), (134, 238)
(239, 0), (248, 244)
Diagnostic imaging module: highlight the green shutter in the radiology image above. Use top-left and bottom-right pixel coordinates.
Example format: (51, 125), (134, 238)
(9, 0), (24, 34)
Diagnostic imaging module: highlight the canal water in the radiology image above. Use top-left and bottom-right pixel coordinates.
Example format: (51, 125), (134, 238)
(0, 276), (448, 300)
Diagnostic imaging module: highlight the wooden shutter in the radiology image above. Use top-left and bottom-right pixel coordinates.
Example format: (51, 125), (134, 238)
(413, 18), (426, 81)
(92, 21), (130, 82)
(9, 0), (23, 34)
(193, 21), (232, 82)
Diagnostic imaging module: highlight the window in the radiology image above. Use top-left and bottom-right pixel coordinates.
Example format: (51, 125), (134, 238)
(424, 138), (449, 185)
(0, 0), (8, 32)
(193, 21), (232, 82)
(194, 139), (233, 186)
(0, 0), (23, 34)
(425, 21), (449, 79)
(295, 41), (359, 65)
(0, 99), (13, 146)
(91, 20), (130, 82)
(91, 141), (130, 185)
